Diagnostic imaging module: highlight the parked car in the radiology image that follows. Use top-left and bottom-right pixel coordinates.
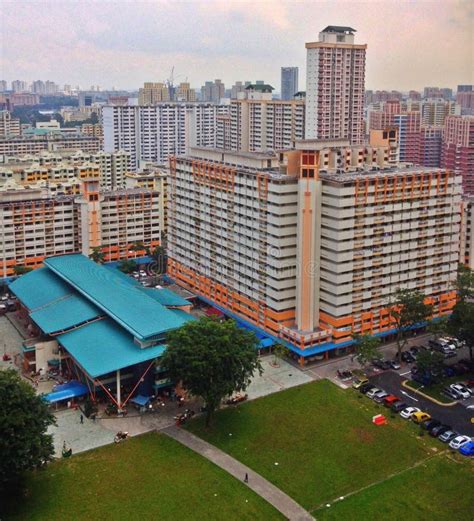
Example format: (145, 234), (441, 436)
(359, 383), (376, 394)
(383, 395), (400, 407)
(429, 424), (452, 438)
(411, 411), (431, 424)
(421, 419), (441, 431)
(352, 376), (369, 389)
(409, 346), (419, 356)
(438, 430), (459, 443)
(401, 351), (416, 364)
(390, 360), (401, 370)
(449, 435), (472, 450)
(391, 401), (408, 413)
(336, 370), (353, 381)
(373, 390), (389, 403)
(366, 387), (382, 399)
(400, 406), (420, 419)
(459, 441), (474, 456)
(443, 387), (461, 400)
(450, 383), (471, 400)
(372, 359), (391, 370)
(454, 382), (473, 396)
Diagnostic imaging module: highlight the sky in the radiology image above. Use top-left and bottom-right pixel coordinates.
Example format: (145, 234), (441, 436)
(1, 0), (472, 92)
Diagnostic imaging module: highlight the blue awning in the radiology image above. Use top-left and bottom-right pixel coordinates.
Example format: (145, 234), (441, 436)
(44, 382), (88, 403)
(130, 394), (152, 407)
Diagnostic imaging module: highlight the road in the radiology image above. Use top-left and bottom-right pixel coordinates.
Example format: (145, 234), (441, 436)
(369, 370), (474, 437)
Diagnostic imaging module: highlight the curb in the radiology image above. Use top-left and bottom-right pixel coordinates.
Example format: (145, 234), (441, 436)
(401, 380), (457, 407)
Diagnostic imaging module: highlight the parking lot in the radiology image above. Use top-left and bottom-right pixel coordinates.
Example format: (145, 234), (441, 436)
(369, 370), (474, 436)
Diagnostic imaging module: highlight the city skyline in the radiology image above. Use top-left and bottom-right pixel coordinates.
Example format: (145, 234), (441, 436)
(1, 0), (472, 92)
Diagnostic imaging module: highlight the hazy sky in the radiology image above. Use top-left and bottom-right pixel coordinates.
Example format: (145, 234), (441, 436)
(1, 0), (472, 92)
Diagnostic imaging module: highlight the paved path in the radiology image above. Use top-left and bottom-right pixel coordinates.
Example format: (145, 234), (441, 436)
(162, 425), (314, 521)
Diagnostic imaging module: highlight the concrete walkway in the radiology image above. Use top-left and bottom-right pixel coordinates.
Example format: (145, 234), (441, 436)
(163, 425), (314, 521)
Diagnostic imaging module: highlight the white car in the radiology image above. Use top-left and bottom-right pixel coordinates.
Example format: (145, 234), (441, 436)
(400, 406), (420, 419)
(139, 270), (146, 276)
(366, 388), (382, 399)
(449, 435), (471, 450)
(450, 384), (471, 400)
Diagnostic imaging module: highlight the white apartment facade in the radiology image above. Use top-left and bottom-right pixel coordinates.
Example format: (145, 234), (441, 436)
(168, 144), (461, 361)
(0, 111), (21, 137)
(305, 26), (366, 145)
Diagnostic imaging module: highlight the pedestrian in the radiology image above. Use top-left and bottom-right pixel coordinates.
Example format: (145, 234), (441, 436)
(80, 414), (84, 424)
(244, 473), (248, 483)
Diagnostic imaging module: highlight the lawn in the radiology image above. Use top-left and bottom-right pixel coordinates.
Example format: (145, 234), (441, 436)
(186, 380), (473, 516)
(315, 454), (474, 521)
(3, 433), (283, 521)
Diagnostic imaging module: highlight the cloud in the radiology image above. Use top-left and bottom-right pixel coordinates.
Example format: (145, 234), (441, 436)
(0, 0), (472, 90)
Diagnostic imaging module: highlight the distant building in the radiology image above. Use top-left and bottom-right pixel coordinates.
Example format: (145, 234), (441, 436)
(419, 126), (443, 167)
(421, 99), (460, 126)
(281, 67), (298, 100)
(230, 81), (251, 99)
(201, 80), (225, 103)
(456, 89), (474, 116)
(0, 111), (21, 137)
(305, 26), (366, 145)
(138, 82), (171, 104)
(423, 87), (453, 100)
(0, 133), (101, 156)
(0, 81), (7, 93)
(176, 82), (196, 102)
(442, 115), (474, 194)
(11, 80), (28, 93)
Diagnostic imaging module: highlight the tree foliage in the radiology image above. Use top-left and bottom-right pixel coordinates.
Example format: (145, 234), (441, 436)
(272, 343), (290, 367)
(0, 369), (55, 490)
(161, 317), (262, 426)
(150, 246), (167, 275)
(449, 266), (474, 362)
(454, 264), (474, 302)
(427, 316), (449, 340)
(89, 246), (105, 264)
(352, 334), (381, 367)
(118, 259), (137, 274)
(415, 349), (445, 377)
(388, 289), (433, 361)
(13, 265), (32, 276)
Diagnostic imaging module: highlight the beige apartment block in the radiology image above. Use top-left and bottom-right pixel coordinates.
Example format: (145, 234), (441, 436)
(461, 197), (474, 270)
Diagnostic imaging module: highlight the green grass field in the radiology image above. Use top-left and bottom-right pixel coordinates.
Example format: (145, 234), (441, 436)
(186, 380), (474, 517)
(315, 454), (474, 521)
(3, 433), (283, 521)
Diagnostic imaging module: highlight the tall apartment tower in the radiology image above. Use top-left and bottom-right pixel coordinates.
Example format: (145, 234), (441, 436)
(305, 26), (366, 145)
(281, 67), (299, 100)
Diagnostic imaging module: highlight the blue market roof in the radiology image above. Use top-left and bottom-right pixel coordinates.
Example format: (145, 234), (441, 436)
(9, 268), (71, 310)
(30, 294), (102, 335)
(139, 287), (190, 307)
(57, 319), (166, 378)
(44, 255), (189, 341)
(44, 381), (88, 403)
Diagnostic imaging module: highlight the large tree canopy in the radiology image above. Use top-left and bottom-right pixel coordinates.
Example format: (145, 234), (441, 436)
(0, 369), (55, 490)
(352, 333), (381, 367)
(389, 289), (433, 362)
(161, 317), (262, 426)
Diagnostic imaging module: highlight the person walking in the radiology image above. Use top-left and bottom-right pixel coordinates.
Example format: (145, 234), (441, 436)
(244, 473), (248, 483)
(80, 414), (84, 424)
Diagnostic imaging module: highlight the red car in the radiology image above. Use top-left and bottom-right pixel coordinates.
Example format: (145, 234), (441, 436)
(383, 395), (400, 407)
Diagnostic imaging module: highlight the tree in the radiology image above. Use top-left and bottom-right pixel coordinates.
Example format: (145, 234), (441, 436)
(89, 246), (105, 264)
(161, 317), (262, 427)
(448, 266), (474, 362)
(388, 289), (433, 362)
(271, 343), (290, 367)
(352, 334), (381, 367)
(428, 316), (449, 340)
(150, 246), (167, 275)
(0, 369), (55, 491)
(415, 349), (444, 379)
(118, 259), (137, 274)
(13, 265), (32, 276)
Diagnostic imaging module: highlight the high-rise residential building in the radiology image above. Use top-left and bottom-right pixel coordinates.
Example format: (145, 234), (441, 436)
(102, 103), (224, 170)
(138, 82), (171, 104)
(31, 80), (46, 95)
(442, 115), (474, 194)
(6, 93), (40, 107)
(230, 81), (251, 99)
(456, 90), (474, 116)
(11, 80), (28, 93)
(167, 144), (460, 360)
(409, 90), (422, 101)
(0, 81), (7, 93)
(44, 80), (59, 95)
(0, 111), (21, 137)
(176, 82), (196, 102)
(458, 85), (473, 93)
(0, 179), (163, 277)
(281, 67), (299, 100)
(369, 128), (399, 164)
(0, 150), (131, 191)
(217, 84), (304, 152)
(201, 80), (225, 103)
(423, 87), (453, 100)
(393, 112), (421, 163)
(305, 26), (366, 145)
(421, 99), (460, 126)
(419, 126), (443, 167)
(0, 133), (101, 156)
(460, 197), (474, 270)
